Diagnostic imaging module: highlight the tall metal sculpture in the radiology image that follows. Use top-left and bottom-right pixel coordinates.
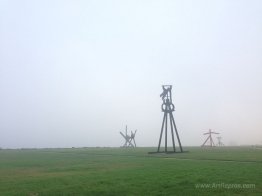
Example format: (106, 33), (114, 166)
(201, 129), (219, 147)
(157, 85), (183, 153)
(120, 125), (137, 147)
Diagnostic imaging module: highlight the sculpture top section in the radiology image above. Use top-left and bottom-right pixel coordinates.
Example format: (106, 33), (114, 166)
(160, 85), (173, 103)
(160, 85), (175, 112)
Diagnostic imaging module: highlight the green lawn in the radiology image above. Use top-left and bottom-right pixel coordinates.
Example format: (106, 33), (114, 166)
(0, 147), (261, 195)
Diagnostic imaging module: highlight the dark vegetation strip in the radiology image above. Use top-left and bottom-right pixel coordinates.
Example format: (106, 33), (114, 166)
(46, 151), (262, 164)
(163, 157), (262, 163)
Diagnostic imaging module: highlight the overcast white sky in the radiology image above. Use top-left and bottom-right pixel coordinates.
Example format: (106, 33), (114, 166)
(0, 0), (262, 148)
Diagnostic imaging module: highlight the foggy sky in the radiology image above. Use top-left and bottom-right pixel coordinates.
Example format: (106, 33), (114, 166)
(0, 0), (262, 148)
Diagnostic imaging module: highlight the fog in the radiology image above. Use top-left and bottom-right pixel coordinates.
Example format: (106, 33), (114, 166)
(0, 0), (262, 148)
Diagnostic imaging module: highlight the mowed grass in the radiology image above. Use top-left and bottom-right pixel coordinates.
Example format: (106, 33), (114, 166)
(0, 147), (261, 195)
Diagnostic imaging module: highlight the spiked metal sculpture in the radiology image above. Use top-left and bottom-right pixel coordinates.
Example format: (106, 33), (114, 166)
(201, 129), (219, 147)
(156, 85), (183, 153)
(217, 136), (224, 146)
(120, 125), (137, 147)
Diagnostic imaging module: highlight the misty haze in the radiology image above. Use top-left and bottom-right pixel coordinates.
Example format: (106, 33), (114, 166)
(1, 1), (261, 149)
(0, 1), (261, 195)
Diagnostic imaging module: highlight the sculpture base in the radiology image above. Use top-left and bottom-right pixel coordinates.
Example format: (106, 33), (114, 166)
(148, 150), (188, 154)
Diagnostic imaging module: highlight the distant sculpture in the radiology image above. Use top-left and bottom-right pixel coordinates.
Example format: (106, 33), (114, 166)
(201, 129), (219, 147)
(120, 125), (137, 147)
(217, 136), (224, 146)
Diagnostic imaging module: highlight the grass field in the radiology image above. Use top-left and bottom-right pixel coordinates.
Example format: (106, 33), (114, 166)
(0, 147), (261, 195)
